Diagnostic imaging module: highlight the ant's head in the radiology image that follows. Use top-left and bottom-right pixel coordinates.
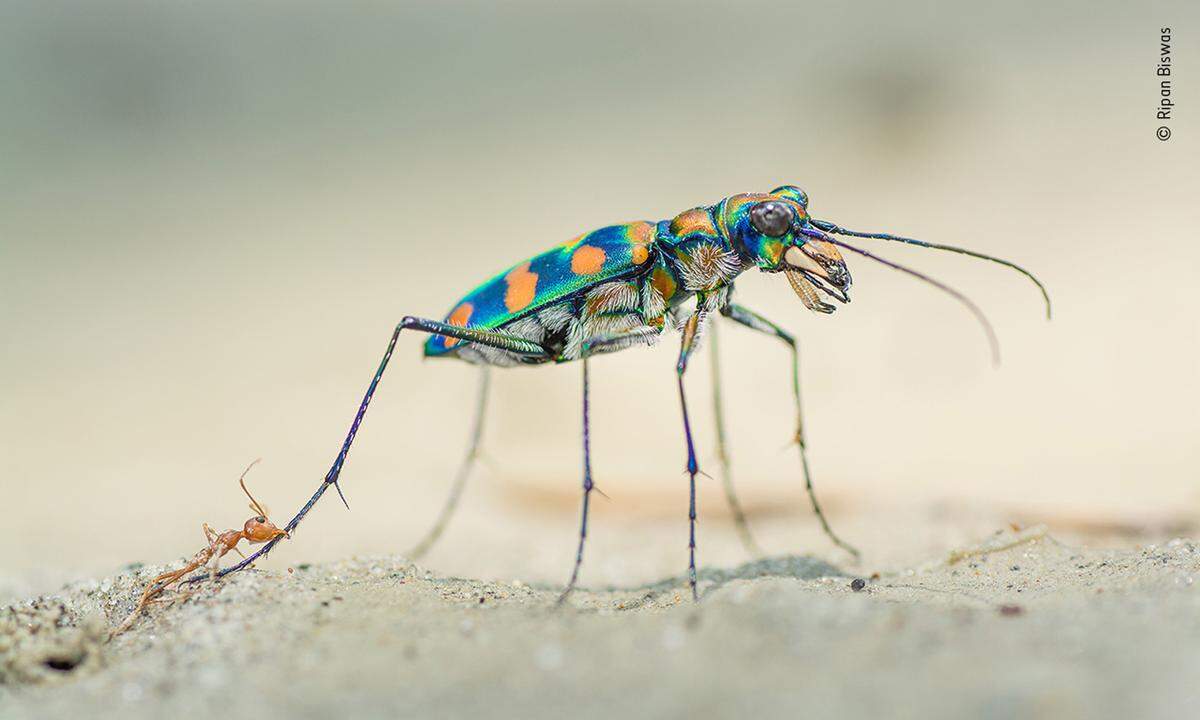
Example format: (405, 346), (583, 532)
(243, 514), (288, 543)
(238, 462), (289, 544)
(718, 185), (852, 314)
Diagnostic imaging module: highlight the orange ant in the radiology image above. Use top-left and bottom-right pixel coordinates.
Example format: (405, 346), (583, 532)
(112, 460), (288, 637)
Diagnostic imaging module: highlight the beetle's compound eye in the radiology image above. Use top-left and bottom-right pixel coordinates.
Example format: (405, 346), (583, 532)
(255, 516), (266, 524)
(750, 201), (792, 237)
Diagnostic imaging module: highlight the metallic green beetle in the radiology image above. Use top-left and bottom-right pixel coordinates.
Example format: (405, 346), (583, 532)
(219, 185), (1050, 601)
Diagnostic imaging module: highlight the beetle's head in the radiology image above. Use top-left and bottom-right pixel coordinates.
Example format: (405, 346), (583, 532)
(719, 185), (852, 314)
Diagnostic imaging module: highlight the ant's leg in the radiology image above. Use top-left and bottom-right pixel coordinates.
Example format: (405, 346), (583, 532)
(408, 367), (491, 560)
(720, 303), (859, 559)
(150, 567), (188, 590)
(207, 546), (226, 580)
(212, 318), (549, 580)
(708, 321), (764, 558)
(674, 311), (710, 601)
(201, 525), (229, 568)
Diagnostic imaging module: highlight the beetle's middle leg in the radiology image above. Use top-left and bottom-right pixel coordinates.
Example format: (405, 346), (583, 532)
(558, 356), (594, 604)
(720, 303), (860, 559)
(407, 366), (491, 560)
(677, 311), (708, 601)
(557, 326), (661, 604)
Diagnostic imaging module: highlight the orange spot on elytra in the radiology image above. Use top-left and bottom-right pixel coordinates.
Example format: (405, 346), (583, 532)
(444, 302), (473, 348)
(628, 221), (655, 244)
(504, 261), (538, 313)
(571, 245), (606, 275)
(628, 221), (654, 265)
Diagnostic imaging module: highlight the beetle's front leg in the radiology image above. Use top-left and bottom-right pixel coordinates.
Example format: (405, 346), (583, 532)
(720, 302), (859, 559)
(708, 320), (764, 558)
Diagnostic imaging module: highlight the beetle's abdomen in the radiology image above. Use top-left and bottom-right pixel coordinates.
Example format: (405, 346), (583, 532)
(453, 278), (658, 367)
(424, 221), (657, 357)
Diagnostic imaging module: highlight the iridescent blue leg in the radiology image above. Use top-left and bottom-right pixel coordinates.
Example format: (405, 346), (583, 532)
(721, 303), (860, 559)
(210, 317), (548, 580)
(558, 326), (660, 604)
(558, 357), (593, 604)
(408, 366), (491, 560)
(677, 311), (706, 601)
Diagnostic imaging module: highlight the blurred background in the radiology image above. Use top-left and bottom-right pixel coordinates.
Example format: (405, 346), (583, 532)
(1, 0), (1196, 600)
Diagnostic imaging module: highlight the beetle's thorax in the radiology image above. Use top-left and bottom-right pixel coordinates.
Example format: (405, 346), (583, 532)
(654, 206), (750, 299)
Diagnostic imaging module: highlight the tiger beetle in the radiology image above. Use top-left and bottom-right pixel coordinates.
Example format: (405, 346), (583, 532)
(214, 185), (1050, 602)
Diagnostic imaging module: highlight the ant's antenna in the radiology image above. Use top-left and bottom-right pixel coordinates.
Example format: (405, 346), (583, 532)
(238, 458), (269, 518)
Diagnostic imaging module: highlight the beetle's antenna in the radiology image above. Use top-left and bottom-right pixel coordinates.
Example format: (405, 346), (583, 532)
(238, 458), (269, 518)
(811, 220), (1051, 319)
(822, 236), (1001, 366)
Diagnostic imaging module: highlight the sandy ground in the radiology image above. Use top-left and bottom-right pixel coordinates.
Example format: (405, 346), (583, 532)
(2, 5), (1197, 719)
(2, 526), (1197, 720)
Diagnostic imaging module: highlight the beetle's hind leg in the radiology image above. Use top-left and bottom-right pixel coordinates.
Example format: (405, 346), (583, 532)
(408, 367), (491, 560)
(708, 321), (765, 558)
(211, 317), (549, 581)
(720, 304), (860, 559)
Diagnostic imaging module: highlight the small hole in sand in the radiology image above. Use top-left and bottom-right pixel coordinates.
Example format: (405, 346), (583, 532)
(43, 654), (84, 672)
